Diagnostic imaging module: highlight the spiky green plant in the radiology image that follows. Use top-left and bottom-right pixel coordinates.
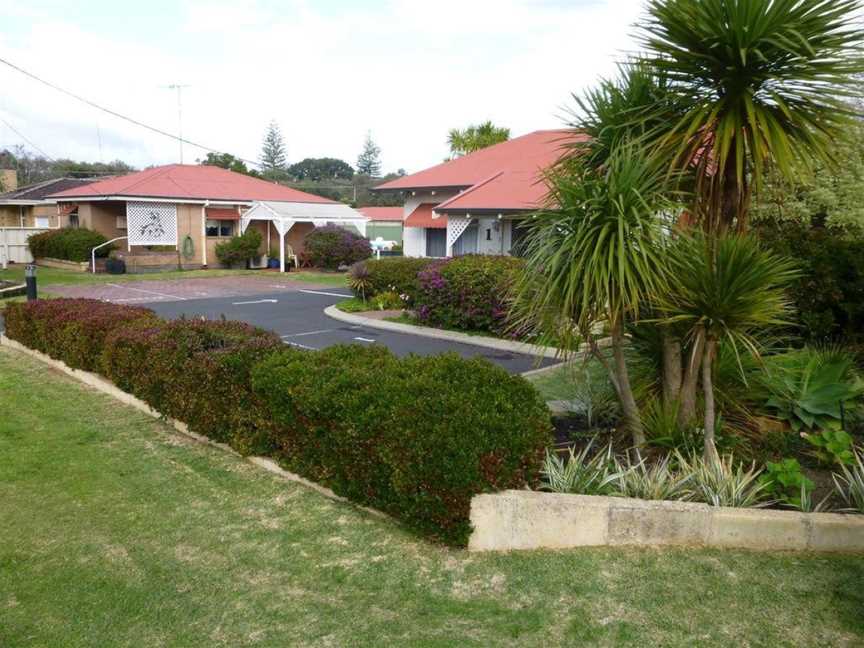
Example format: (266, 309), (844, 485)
(638, 0), (864, 231)
(659, 233), (798, 457)
(610, 453), (692, 501)
(833, 447), (864, 513)
(512, 142), (680, 446)
(676, 452), (769, 508)
(540, 441), (618, 496)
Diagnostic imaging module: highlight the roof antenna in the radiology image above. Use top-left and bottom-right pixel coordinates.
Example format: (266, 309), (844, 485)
(163, 84), (190, 163)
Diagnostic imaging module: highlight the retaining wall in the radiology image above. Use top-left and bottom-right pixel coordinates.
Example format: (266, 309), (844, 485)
(469, 490), (864, 553)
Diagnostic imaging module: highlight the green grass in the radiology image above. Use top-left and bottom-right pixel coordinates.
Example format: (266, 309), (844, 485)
(336, 296), (375, 312)
(1, 345), (863, 647)
(0, 265), (346, 298)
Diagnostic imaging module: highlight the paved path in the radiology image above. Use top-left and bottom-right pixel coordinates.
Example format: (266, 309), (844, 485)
(42, 276), (555, 374)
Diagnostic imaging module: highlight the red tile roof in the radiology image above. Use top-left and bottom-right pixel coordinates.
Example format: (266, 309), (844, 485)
(49, 164), (335, 204)
(357, 206), (404, 222)
(374, 130), (585, 213)
(404, 203), (446, 229)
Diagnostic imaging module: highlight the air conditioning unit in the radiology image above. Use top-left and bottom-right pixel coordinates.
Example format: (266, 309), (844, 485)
(249, 254), (268, 269)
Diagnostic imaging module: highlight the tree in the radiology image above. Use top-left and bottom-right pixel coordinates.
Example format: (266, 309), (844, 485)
(752, 124), (864, 232)
(259, 120), (288, 177)
(288, 157), (354, 181)
(447, 121), (510, 157)
(356, 132), (381, 177)
(198, 152), (250, 175)
(659, 234), (798, 458)
(639, 0), (864, 233)
(512, 143), (679, 447)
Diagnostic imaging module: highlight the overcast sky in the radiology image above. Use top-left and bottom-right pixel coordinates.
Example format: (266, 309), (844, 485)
(0, 0), (643, 174)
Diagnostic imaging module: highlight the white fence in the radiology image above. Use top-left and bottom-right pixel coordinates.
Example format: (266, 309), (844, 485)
(0, 227), (53, 265)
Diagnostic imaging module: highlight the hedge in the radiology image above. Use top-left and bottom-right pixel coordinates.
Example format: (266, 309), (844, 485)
(3, 299), (157, 372)
(215, 229), (262, 267)
(252, 345), (551, 545)
(303, 225), (371, 270)
(28, 227), (111, 262)
(349, 257), (434, 302)
(414, 255), (525, 336)
(5, 298), (552, 546)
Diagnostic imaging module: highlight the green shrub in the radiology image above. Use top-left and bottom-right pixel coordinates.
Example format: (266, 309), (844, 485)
(101, 318), (281, 450)
(303, 225), (371, 270)
(757, 223), (864, 343)
(675, 453), (769, 508)
(414, 255), (525, 336)
(351, 257), (433, 302)
(252, 346), (552, 545)
(214, 229), (262, 267)
(759, 458), (815, 510)
(833, 447), (864, 513)
(27, 227), (111, 262)
(804, 429), (856, 467)
(3, 299), (157, 371)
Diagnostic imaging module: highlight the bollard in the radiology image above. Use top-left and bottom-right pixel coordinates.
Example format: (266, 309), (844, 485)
(25, 264), (37, 301)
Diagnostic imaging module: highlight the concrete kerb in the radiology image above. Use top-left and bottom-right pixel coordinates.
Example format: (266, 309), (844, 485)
(324, 304), (563, 360)
(468, 490), (864, 553)
(0, 333), (383, 516)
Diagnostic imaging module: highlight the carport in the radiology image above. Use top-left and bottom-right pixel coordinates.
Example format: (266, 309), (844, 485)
(240, 200), (368, 272)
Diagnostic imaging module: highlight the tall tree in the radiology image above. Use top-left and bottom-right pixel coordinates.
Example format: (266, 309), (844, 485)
(639, 0), (864, 233)
(447, 121), (510, 157)
(356, 132), (381, 177)
(259, 120), (288, 176)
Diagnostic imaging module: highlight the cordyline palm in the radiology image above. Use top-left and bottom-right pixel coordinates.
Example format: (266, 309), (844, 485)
(658, 234), (799, 458)
(639, 0), (864, 232)
(511, 143), (679, 447)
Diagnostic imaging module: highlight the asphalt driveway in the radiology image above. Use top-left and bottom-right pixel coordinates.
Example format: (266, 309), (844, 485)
(39, 276), (555, 374)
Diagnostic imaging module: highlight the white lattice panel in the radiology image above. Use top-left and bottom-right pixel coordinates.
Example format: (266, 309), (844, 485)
(127, 202), (178, 246)
(446, 216), (473, 247)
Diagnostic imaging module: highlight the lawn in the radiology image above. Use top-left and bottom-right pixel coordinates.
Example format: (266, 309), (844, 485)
(1, 346), (863, 647)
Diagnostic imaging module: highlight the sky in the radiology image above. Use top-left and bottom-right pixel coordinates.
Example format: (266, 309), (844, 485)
(0, 0), (643, 175)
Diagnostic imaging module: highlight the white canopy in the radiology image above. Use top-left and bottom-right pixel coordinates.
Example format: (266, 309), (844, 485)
(240, 200), (368, 272)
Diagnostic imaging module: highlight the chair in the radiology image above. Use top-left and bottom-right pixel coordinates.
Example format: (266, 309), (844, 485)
(284, 244), (300, 269)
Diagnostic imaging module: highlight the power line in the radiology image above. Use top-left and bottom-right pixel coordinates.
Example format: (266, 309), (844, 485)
(0, 115), (54, 160)
(0, 55), (261, 168)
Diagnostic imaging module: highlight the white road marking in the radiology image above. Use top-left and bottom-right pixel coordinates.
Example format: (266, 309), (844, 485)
(107, 283), (186, 301)
(298, 289), (353, 298)
(353, 336), (376, 343)
(283, 340), (317, 350)
(111, 297), (161, 303)
(281, 329), (333, 338)
(232, 299), (278, 305)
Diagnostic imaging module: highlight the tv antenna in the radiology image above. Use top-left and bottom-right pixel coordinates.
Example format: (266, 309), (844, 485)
(163, 84), (190, 163)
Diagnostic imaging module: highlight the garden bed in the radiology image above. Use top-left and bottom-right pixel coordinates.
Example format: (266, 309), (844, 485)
(0, 280), (25, 298)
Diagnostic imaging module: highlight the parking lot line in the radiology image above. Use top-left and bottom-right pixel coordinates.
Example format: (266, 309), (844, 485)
(353, 337), (376, 343)
(298, 289), (353, 298)
(283, 340), (317, 350)
(107, 283), (186, 301)
(281, 329), (334, 338)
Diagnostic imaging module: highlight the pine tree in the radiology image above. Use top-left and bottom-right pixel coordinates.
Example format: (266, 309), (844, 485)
(356, 131), (382, 177)
(259, 121), (287, 174)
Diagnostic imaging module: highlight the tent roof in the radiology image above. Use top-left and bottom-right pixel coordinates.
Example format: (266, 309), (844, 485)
(243, 200), (366, 222)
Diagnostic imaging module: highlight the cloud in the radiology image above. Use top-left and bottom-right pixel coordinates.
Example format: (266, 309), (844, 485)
(0, 0), (642, 173)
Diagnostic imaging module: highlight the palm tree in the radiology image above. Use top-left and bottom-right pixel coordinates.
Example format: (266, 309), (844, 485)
(511, 142), (679, 447)
(639, 0), (864, 232)
(658, 234), (799, 458)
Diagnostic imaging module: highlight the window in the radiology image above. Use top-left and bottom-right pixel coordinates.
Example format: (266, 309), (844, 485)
(206, 219), (235, 237)
(116, 215), (127, 230)
(35, 217), (50, 228)
(425, 228), (447, 257)
(69, 212), (80, 228)
(510, 221), (530, 257)
(452, 223), (478, 256)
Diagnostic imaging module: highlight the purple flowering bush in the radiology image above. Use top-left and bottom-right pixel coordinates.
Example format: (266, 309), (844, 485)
(303, 225), (371, 270)
(414, 255), (525, 336)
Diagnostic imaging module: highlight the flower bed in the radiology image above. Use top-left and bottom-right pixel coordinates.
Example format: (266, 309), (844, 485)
(3, 298), (552, 546)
